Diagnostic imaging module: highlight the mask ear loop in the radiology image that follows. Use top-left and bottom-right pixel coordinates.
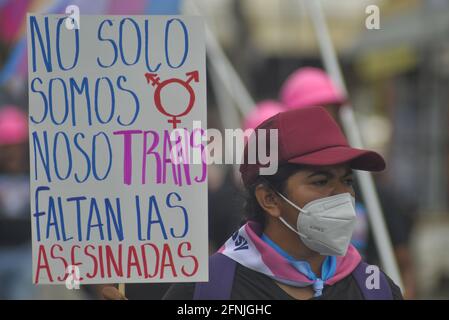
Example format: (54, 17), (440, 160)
(275, 192), (312, 239)
(275, 191), (308, 214)
(278, 216), (302, 236)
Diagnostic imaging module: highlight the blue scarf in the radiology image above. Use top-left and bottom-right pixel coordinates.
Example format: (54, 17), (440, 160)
(261, 233), (336, 297)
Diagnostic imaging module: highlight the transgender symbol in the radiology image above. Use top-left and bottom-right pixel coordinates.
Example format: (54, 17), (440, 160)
(144, 71), (199, 129)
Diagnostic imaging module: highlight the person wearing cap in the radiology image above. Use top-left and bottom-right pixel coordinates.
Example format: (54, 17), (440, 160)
(103, 106), (403, 300)
(242, 100), (286, 131)
(280, 67), (373, 255)
(281, 68), (416, 298)
(280, 67), (345, 121)
(0, 105), (35, 299)
(0, 106), (29, 174)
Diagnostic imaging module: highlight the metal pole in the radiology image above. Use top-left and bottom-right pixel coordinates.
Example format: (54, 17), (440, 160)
(209, 58), (243, 173)
(185, 0), (252, 174)
(185, 0), (255, 117)
(304, 0), (404, 291)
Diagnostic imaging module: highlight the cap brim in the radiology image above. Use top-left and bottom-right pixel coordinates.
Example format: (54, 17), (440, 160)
(287, 146), (385, 171)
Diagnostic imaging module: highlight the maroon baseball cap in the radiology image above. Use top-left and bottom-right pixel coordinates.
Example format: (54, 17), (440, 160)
(240, 106), (385, 186)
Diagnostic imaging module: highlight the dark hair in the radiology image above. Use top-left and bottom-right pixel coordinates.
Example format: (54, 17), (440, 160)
(242, 164), (304, 228)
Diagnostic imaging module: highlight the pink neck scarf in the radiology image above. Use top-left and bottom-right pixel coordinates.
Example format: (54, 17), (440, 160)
(219, 221), (362, 288)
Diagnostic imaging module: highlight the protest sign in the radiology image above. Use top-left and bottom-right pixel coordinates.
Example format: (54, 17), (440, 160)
(27, 14), (208, 285)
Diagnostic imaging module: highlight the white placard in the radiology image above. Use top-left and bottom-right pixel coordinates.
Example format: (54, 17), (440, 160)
(27, 14), (208, 285)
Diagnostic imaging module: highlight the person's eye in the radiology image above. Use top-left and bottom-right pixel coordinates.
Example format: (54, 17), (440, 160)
(312, 179), (328, 186)
(344, 178), (354, 187)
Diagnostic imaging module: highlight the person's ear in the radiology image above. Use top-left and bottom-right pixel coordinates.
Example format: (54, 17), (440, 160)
(255, 184), (282, 218)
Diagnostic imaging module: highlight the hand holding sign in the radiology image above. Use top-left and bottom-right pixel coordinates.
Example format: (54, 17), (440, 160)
(102, 285), (127, 300)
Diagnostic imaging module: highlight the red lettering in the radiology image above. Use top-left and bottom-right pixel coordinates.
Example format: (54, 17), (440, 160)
(141, 243), (160, 278)
(84, 245), (98, 279)
(98, 245), (105, 278)
(160, 243), (177, 279)
(35, 245), (53, 283)
(70, 245), (83, 281)
(178, 241), (198, 277)
(50, 244), (68, 281)
(106, 244), (123, 278)
(127, 245), (142, 278)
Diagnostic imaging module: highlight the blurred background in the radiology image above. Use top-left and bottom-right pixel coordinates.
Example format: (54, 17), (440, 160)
(1, 0), (449, 300)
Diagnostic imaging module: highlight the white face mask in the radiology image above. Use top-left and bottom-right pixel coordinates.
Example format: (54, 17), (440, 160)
(276, 192), (356, 256)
